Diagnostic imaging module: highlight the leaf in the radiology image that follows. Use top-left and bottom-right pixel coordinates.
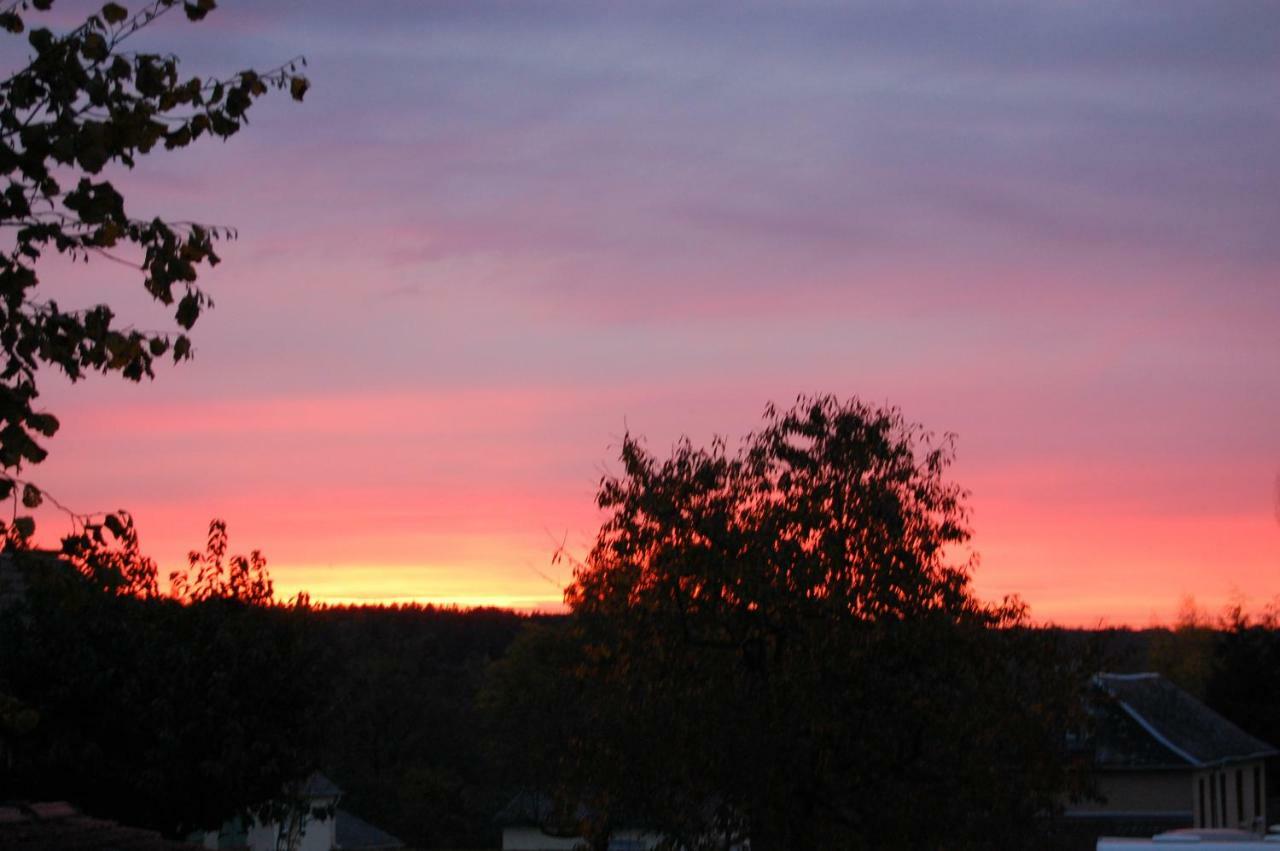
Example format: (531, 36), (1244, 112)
(0, 12), (23, 33)
(173, 335), (192, 361)
(175, 292), (200, 329)
(101, 3), (128, 24)
(27, 26), (53, 52)
(0, 478), (13, 500)
(109, 54), (131, 79)
(289, 76), (310, 102)
(103, 512), (125, 538)
(22, 483), (42, 509)
(183, 0), (216, 21)
(27, 412), (60, 437)
(12, 516), (35, 540)
(80, 31), (109, 61)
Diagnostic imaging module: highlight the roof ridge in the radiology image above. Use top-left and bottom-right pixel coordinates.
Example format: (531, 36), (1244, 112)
(1096, 671), (1278, 768)
(1111, 697), (1201, 767)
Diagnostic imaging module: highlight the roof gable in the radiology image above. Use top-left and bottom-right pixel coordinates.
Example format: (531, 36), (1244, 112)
(334, 809), (402, 850)
(1095, 673), (1277, 769)
(0, 802), (203, 850)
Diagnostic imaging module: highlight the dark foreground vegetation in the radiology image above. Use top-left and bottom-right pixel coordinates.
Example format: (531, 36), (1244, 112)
(3, 569), (1279, 849)
(3, 398), (1279, 850)
(0, 3), (1262, 848)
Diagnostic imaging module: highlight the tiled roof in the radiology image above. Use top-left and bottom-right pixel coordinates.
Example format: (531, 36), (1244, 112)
(0, 802), (203, 850)
(1094, 673), (1277, 769)
(495, 791), (591, 827)
(335, 809), (403, 850)
(301, 772), (342, 799)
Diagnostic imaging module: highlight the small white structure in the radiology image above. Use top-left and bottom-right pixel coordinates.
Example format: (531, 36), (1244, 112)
(501, 825), (664, 851)
(200, 773), (339, 851)
(1098, 826), (1280, 848)
(496, 792), (745, 851)
(1066, 673), (1276, 840)
(199, 773), (401, 851)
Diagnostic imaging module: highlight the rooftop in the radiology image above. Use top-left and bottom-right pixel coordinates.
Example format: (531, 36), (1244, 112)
(335, 809), (403, 850)
(1094, 673), (1277, 770)
(0, 802), (202, 851)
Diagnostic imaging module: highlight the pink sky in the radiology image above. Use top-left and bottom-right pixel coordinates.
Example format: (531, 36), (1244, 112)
(11, 1), (1280, 625)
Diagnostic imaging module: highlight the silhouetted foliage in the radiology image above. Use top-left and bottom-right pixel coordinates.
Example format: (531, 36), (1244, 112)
(0, 0), (307, 546)
(0, 535), (326, 837)
(170, 518), (274, 604)
(490, 396), (1091, 850)
(1206, 604), (1280, 759)
(59, 507), (160, 596)
(1, 519), (534, 847)
(0, 9), (313, 820)
(1146, 596), (1217, 699)
(480, 619), (590, 834)
(316, 604), (531, 849)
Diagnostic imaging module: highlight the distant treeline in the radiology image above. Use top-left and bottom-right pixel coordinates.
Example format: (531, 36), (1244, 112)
(314, 604), (537, 848)
(0, 556), (537, 847)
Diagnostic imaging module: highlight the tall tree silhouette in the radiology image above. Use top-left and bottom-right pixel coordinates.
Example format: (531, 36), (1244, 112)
(521, 396), (1088, 849)
(0, 528), (327, 837)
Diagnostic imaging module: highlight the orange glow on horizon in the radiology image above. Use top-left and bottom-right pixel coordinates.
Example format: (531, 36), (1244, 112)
(266, 561), (568, 614)
(13, 0), (1275, 634)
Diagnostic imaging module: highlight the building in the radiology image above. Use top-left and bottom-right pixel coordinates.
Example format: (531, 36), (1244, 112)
(0, 801), (204, 851)
(1065, 673), (1276, 839)
(495, 792), (749, 851)
(496, 791), (661, 851)
(199, 774), (402, 851)
(332, 810), (403, 851)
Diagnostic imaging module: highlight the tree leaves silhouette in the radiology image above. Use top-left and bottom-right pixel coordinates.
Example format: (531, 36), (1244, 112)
(0, 0), (308, 548)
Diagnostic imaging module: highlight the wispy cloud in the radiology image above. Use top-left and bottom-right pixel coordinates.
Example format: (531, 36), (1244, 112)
(21, 0), (1280, 624)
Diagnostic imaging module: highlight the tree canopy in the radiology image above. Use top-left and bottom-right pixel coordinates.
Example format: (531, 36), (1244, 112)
(0, 525), (326, 838)
(500, 396), (1090, 850)
(0, 0), (307, 548)
(1205, 603), (1280, 760)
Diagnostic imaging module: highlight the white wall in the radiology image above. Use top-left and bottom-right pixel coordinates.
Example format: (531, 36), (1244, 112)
(1195, 760), (1267, 830)
(201, 801), (337, 851)
(502, 827), (587, 850)
(501, 826), (666, 850)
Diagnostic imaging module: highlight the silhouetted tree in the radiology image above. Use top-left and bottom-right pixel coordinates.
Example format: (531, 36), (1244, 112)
(480, 620), (593, 831)
(1146, 596), (1217, 698)
(1206, 603), (1280, 753)
(0, 0), (308, 546)
(170, 518), (274, 604)
(516, 396), (1089, 849)
(0, 527), (327, 838)
(319, 604), (530, 848)
(59, 508), (160, 596)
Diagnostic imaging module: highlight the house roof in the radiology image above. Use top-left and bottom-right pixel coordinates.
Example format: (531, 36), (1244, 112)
(496, 791), (562, 826)
(495, 791), (592, 828)
(300, 772), (342, 799)
(334, 809), (403, 850)
(1094, 673), (1277, 770)
(0, 801), (203, 850)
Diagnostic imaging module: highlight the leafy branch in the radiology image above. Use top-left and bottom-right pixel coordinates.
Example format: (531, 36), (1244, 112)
(0, 0), (308, 547)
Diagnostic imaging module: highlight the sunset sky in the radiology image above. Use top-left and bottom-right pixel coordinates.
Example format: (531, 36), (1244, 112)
(16, 0), (1280, 626)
